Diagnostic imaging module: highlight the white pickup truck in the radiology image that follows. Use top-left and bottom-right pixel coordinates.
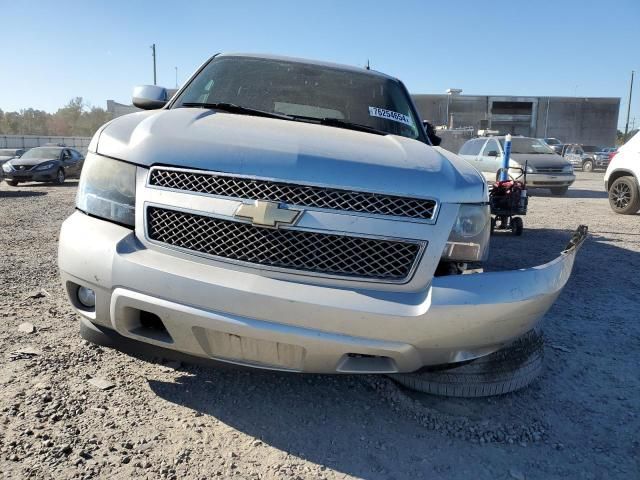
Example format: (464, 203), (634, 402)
(58, 53), (586, 396)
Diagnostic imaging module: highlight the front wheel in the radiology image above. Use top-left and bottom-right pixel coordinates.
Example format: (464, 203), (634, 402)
(511, 217), (524, 236)
(582, 160), (593, 172)
(550, 186), (569, 196)
(608, 176), (640, 214)
(6, 179), (19, 187)
(54, 168), (65, 185)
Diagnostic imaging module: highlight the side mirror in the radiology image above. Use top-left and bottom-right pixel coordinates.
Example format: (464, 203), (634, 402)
(487, 150), (499, 157)
(132, 85), (168, 110)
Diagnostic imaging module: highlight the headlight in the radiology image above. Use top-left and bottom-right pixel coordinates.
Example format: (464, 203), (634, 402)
(562, 165), (573, 173)
(2, 163), (13, 173)
(525, 165), (534, 173)
(76, 153), (136, 227)
(441, 204), (490, 262)
(35, 162), (56, 171)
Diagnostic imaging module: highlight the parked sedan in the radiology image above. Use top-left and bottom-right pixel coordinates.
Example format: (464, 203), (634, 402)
(2, 146), (84, 186)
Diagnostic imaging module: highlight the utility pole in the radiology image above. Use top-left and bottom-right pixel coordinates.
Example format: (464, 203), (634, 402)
(624, 70), (635, 141)
(151, 44), (157, 86)
(175, 66), (178, 88)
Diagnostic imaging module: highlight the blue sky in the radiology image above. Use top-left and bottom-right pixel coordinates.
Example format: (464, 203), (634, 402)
(1, 0), (638, 128)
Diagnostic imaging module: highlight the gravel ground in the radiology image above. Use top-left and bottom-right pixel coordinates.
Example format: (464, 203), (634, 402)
(1, 172), (638, 480)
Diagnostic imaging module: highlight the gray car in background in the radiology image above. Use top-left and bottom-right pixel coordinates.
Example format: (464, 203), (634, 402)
(459, 136), (575, 195)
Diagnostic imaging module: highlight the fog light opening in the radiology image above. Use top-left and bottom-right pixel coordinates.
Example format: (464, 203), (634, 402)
(129, 310), (173, 343)
(77, 286), (96, 309)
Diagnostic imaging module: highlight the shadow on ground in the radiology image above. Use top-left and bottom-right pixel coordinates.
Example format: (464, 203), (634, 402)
(15, 180), (79, 188)
(141, 227), (639, 479)
(528, 188), (607, 199)
(0, 190), (47, 198)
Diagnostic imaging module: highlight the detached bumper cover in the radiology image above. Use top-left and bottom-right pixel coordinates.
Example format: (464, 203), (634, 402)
(59, 212), (587, 373)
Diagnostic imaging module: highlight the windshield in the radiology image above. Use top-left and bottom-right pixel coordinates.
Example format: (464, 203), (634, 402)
(500, 138), (555, 154)
(20, 148), (61, 160)
(173, 56), (425, 142)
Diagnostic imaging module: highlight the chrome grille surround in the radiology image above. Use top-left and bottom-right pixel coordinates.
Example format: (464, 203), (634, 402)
(146, 206), (425, 282)
(148, 167), (438, 222)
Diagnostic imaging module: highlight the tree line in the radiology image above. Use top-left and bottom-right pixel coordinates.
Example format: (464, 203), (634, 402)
(0, 98), (112, 137)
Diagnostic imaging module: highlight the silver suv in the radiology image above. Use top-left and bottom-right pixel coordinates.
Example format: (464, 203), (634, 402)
(58, 54), (584, 374)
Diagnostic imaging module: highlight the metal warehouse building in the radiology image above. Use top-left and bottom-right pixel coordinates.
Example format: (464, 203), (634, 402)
(412, 94), (620, 147)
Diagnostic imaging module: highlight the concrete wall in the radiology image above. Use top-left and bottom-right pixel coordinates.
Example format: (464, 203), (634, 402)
(0, 135), (90, 154)
(412, 94), (620, 147)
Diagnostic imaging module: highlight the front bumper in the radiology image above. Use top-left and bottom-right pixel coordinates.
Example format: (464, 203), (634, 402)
(59, 212), (586, 374)
(525, 173), (575, 188)
(3, 169), (57, 182)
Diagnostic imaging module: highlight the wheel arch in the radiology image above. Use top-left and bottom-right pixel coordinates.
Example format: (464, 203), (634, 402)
(606, 169), (638, 191)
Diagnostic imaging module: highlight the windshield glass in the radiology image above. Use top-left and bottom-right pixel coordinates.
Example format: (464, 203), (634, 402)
(500, 138), (555, 154)
(173, 56), (425, 142)
(20, 148), (61, 160)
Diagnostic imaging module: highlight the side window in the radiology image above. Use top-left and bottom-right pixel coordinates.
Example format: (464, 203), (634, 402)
(71, 150), (81, 159)
(482, 139), (500, 156)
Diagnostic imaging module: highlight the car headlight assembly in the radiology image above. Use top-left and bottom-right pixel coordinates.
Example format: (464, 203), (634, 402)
(2, 163), (13, 173)
(35, 162), (57, 171)
(525, 165), (534, 173)
(76, 153), (136, 228)
(441, 204), (490, 262)
(562, 165), (573, 173)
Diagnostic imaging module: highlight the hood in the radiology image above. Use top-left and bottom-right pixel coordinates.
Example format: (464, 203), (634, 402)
(10, 157), (58, 167)
(510, 153), (570, 168)
(96, 109), (485, 203)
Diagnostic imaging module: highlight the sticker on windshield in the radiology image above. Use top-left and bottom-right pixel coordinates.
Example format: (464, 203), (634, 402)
(368, 106), (413, 126)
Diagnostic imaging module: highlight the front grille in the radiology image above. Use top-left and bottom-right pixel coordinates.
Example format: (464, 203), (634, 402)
(535, 167), (564, 173)
(149, 169), (437, 220)
(147, 207), (422, 281)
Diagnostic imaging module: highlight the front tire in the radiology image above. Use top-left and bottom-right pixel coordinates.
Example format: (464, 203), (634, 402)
(389, 330), (544, 397)
(511, 217), (524, 236)
(582, 160), (593, 172)
(54, 168), (65, 185)
(608, 176), (640, 214)
(550, 186), (569, 196)
(6, 179), (19, 186)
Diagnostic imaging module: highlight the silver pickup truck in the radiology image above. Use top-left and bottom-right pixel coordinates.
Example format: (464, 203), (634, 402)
(58, 53), (585, 388)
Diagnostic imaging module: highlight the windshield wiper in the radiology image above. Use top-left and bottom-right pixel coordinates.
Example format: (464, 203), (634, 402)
(287, 115), (387, 136)
(180, 102), (293, 121)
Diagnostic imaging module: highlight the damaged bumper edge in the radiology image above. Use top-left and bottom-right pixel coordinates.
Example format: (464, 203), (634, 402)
(59, 211), (587, 373)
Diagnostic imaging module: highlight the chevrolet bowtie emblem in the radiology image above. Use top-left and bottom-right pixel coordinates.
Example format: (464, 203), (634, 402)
(234, 200), (301, 228)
